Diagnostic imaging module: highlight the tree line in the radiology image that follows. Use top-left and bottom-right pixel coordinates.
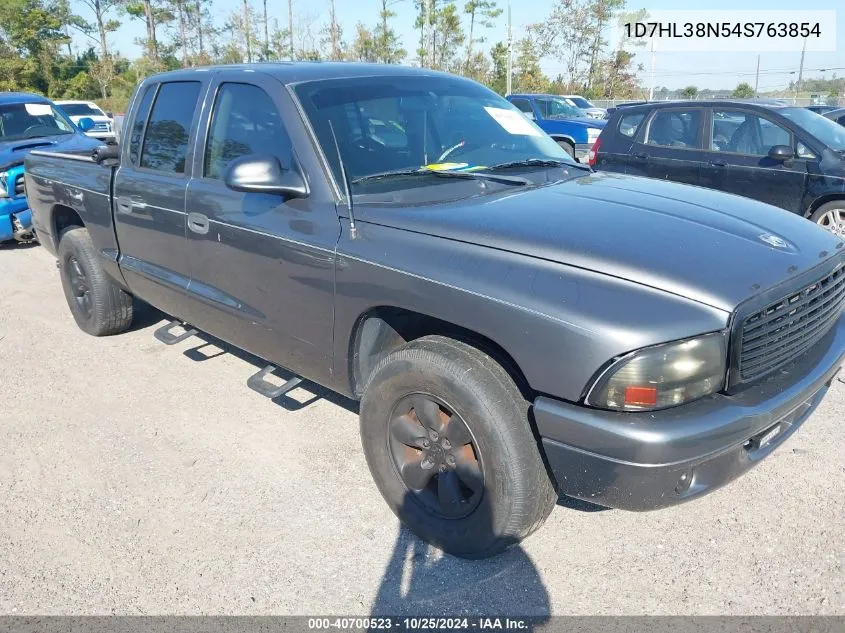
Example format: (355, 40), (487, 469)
(0, 0), (646, 112)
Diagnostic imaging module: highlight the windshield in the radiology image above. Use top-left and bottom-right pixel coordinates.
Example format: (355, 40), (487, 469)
(535, 97), (585, 119)
(293, 75), (572, 195)
(567, 96), (593, 109)
(780, 107), (845, 151)
(0, 102), (75, 141)
(59, 103), (104, 117)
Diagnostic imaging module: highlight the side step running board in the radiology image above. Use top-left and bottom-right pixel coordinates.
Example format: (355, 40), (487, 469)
(247, 365), (303, 399)
(153, 319), (198, 345)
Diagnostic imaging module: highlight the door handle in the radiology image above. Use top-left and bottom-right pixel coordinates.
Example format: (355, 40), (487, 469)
(633, 152), (648, 160)
(709, 160), (727, 167)
(187, 212), (210, 235)
(115, 196), (133, 214)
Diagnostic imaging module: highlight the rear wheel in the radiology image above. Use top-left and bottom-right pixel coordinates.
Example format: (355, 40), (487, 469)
(359, 335), (556, 559)
(810, 202), (845, 239)
(556, 139), (575, 158)
(58, 227), (133, 336)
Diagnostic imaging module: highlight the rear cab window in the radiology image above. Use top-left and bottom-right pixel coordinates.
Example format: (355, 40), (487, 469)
(139, 81), (202, 174)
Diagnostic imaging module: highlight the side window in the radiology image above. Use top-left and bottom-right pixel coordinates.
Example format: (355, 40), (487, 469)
(618, 112), (644, 138)
(645, 109), (702, 148)
(510, 99), (535, 119)
(204, 83), (293, 180)
(711, 110), (791, 155)
(128, 85), (156, 165)
(140, 81), (202, 173)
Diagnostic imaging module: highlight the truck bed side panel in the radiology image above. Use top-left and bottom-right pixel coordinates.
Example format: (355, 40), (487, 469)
(25, 153), (125, 287)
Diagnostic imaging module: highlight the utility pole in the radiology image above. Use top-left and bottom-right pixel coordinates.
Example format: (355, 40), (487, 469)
(288, 0), (294, 60)
(648, 36), (655, 100)
(795, 36), (807, 103)
(754, 54), (760, 96)
(506, 3), (512, 95)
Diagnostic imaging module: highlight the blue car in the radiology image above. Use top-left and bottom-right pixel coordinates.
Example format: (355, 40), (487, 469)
(1, 93), (100, 243)
(507, 93), (605, 162)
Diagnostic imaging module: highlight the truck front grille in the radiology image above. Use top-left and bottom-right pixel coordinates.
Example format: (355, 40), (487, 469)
(91, 122), (110, 132)
(738, 264), (845, 381)
(14, 175), (24, 196)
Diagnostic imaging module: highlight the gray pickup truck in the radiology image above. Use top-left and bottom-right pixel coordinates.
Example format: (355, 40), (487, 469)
(25, 63), (845, 558)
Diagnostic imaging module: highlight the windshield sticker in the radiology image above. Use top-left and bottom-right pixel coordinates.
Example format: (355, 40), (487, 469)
(424, 162), (470, 171)
(24, 103), (52, 116)
(484, 107), (542, 137)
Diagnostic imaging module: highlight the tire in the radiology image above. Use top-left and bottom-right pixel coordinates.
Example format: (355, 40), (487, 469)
(809, 201), (845, 239)
(359, 335), (557, 559)
(57, 226), (133, 336)
(556, 139), (575, 158)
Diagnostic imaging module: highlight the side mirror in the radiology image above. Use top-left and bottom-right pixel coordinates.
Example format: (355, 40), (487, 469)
(768, 144), (794, 161)
(223, 154), (309, 198)
(77, 117), (95, 132)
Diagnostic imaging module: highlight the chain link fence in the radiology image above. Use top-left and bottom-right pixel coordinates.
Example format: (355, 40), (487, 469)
(591, 97), (843, 108)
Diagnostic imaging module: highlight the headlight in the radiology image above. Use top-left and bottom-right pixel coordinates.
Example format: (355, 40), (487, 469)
(586, 332), (727, 411)
(587, 128), (601, 143)
(0, 171), (7, 198)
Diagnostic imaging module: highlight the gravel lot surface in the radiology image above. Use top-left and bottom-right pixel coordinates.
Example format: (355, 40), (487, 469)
(1, 243), (843, 616)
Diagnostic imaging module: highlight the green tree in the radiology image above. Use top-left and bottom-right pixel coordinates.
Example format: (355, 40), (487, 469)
(733, 81), (755, 98)
(432, 1), (464, 71)
(349, 22), (378, 62)
(534, 0), (596, 91)
(374, 0), (406, 64)
(463, 0), (501, 73)
(586, 0), (625, 89)
(513, 36), (548, 93)
(681, 85), (698, 99)
(488, 40), (508, 94)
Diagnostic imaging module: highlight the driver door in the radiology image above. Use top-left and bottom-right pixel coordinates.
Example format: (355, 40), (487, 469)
(183, 72), (340, 378)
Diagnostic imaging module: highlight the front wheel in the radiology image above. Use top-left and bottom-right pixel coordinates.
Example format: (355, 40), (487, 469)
(359, 335), (557, 559)
(58, 227), (134, 336)
(810, 202), (845, 239)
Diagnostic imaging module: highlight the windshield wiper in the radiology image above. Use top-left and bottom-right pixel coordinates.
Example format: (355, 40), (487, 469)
(487, 158), (591, 171)
(351, 167), (529, 186)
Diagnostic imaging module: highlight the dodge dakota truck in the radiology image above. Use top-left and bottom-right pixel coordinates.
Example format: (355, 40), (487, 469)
(25, 64), (845, 559)
(1, 92), (100, 243)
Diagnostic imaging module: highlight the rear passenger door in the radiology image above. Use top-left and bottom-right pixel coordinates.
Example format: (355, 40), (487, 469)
(701, 108), (807, 213)
(183, 73), (340, 380)
(113, 80), (206, 318)
(627, 107), (706, 186)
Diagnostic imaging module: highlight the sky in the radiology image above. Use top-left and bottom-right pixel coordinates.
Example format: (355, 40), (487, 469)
(73, 0), (845, 92)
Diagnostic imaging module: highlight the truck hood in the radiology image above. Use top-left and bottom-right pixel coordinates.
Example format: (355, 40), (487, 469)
(0, 133), (100, 172)
(358, 172), (845, 312)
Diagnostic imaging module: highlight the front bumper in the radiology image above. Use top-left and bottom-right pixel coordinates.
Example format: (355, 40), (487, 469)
(0, 201), (33, 242)
(535, 316), (845, 511)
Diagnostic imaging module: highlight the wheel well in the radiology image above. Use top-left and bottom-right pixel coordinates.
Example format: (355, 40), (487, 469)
(349, 307), (532, 400)
(550, 135), (575, 147)
(805, 195), (845, 219)
(52, 205), (85, 248)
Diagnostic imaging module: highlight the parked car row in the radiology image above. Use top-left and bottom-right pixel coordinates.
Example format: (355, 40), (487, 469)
(1, 92), (102, 243)
(13, 64), (844, 560)
(592, 99), (845, 239)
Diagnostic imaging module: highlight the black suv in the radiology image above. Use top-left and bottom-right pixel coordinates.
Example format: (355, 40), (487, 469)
(592, 100), (845, 238)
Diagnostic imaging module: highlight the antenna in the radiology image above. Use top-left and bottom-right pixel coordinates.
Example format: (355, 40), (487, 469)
(327, 119), (358, 240)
